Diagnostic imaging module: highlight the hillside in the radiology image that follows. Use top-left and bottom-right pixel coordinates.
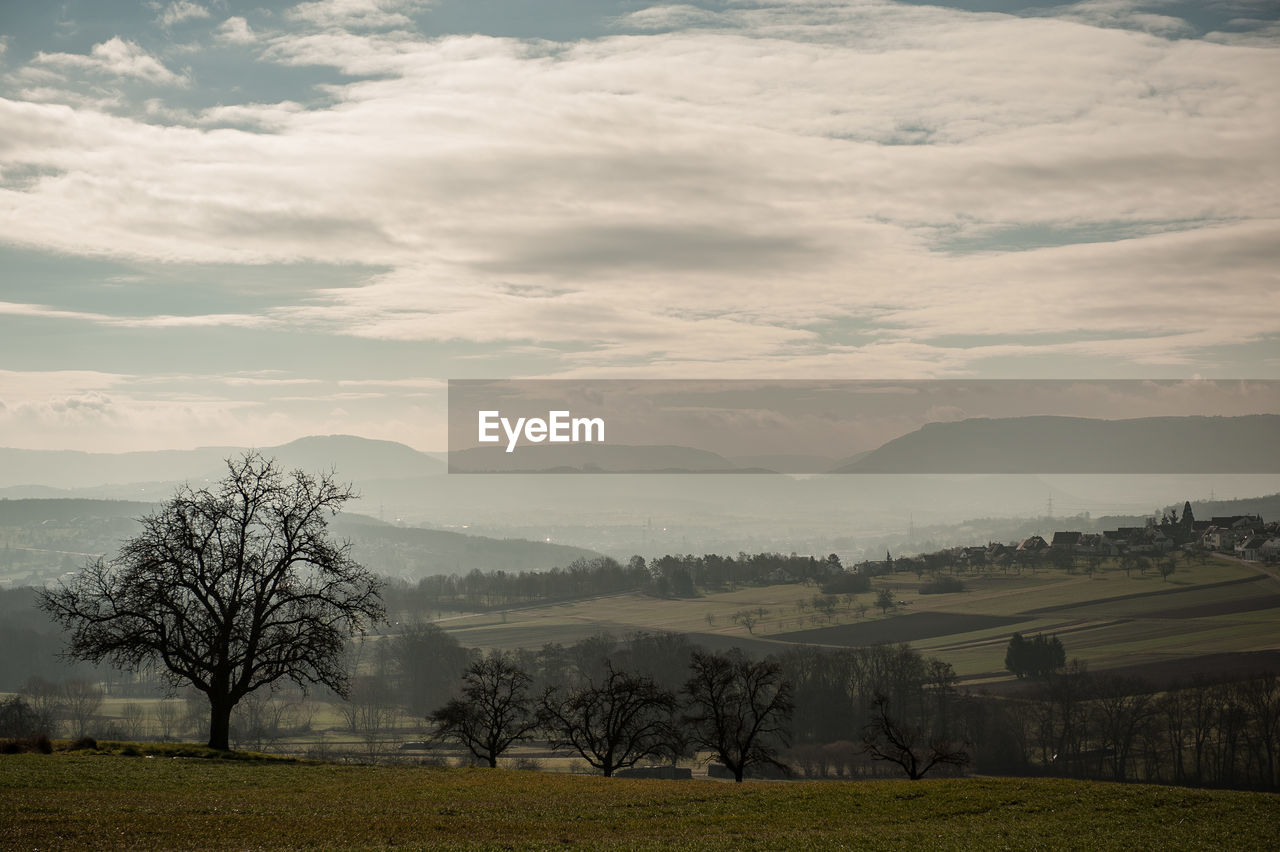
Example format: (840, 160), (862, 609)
(435, 555), (1280, 688)
(837, 414), (1280, 473)
(1, 754), (1276, 850)
(0, 435), (444, 491)
(0, 498), (602, 589)
(448, 443), (744, 473)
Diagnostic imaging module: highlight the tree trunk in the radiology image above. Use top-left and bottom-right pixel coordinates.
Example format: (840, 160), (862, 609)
(208, 694), (234, 751)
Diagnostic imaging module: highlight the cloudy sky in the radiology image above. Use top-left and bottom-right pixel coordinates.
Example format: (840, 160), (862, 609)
(1, 0), (1277, 452)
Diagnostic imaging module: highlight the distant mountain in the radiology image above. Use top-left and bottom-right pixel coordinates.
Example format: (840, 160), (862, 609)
(448, 444), (744, 473)
(835, 415), (1280, 474)
(0, 498), (155, 525)
(0, 435), (444, 490)
(329, 517), (604, 579)
(728, 454), (841, 474)
(0, 498), (602, 584)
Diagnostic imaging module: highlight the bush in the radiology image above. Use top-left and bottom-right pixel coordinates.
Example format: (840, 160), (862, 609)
(920, 576), (965, 594)
(68, 736), (98, 751)
(1004, 633), (1066, 679)
(0, 735), (53, 754)
(0, 695), (41, 739)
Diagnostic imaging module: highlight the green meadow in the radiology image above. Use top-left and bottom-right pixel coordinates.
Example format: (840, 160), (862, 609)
(3, 751), (1278, 850)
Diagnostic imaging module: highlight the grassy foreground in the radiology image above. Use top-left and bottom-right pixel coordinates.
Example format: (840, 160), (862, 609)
(3, 753), (1279, 850)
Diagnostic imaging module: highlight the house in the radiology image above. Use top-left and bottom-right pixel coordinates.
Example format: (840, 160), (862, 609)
(1050, 531), (1082, 550)
(1017, 535), (1048, 552)
(1203, 526), (1238, 551)
(1236, 535), (1268, 562)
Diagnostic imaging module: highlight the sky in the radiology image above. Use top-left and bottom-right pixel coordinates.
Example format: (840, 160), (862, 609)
(1, 0), (1278, 453)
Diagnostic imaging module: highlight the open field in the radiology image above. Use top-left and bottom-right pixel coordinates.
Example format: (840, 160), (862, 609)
(437, 557), (1280, 685)
(2, 751), (1278, 850)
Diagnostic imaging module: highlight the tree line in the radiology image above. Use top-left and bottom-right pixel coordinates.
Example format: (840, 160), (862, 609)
(383, 552), (851, 616)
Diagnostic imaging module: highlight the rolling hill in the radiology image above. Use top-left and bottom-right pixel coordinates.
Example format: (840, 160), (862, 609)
(835, 414), (1280, 473)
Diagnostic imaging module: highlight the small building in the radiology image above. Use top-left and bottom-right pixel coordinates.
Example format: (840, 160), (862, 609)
(1017, 535), (1049, 552)
(1050, 531), (1082, 550)
(1237, 535), (1269, 562)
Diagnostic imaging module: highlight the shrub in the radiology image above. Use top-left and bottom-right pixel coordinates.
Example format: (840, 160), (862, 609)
(0, 695), (42, 739)
(920, 576), (965, 594)
(1, 735), (54, 754)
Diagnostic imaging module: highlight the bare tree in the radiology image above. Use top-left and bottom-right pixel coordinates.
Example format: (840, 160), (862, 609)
(342, 673), (400, 759)
(62, 679), (103, 739)
(683, 650), (794, 782)
(19, 676), (62, 737)
(541, 662), (678, 776)
(38, 454), (385, 751)
(152, 700), (180, 741)
(120, 702), (147, 740)
(862, 693), (969, 780)
(732, 610), (761, 635)
(429, 653), (538, 767)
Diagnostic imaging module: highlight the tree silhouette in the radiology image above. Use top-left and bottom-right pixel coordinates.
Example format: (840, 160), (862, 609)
(38, 454), (384, 751)
(540, 662), (677, 776)
(683, 650), (794, 782)
(429, 652), (538, 767)
(862, 693), (969, 780)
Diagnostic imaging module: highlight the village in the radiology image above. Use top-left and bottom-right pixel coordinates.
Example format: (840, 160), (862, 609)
(855, 501), (1280, 576)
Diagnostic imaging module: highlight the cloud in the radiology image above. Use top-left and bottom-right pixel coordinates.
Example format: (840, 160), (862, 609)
(1047, 1), (1197, 37)
(0, 1), (1276, 381)
(155, 1), (211, 29)
(215, 16), (257, 45)
(0, 368), (443, 452)
(616, 4), (736, 31)
(0, 301), (277, 329)
(288, 0), (431, 31)
(32, 37), (187, 86)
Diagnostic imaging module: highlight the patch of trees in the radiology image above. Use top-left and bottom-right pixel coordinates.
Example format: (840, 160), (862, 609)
(982, 666), (1280, 790)
(425, 634), (976, 782)
(778, 642), (970, 780)
(919, 575), (965, 595)
(1004, 633), (1067, 680)
(383, 551), (848, 617)
(0, 587), (100, 690)
(428, 644), (795, 782)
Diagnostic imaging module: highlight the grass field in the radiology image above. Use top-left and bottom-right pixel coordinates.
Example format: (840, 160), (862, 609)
(3, 751), (1278, 850)
(436, 556), (1280, 686)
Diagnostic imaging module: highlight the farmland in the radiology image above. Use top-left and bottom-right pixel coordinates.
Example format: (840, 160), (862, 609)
(436, 556), (1280, 686)
(2, 751), (1278, 850)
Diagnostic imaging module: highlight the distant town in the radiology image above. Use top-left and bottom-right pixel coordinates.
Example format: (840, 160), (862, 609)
(852, 501), (1278, 577)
